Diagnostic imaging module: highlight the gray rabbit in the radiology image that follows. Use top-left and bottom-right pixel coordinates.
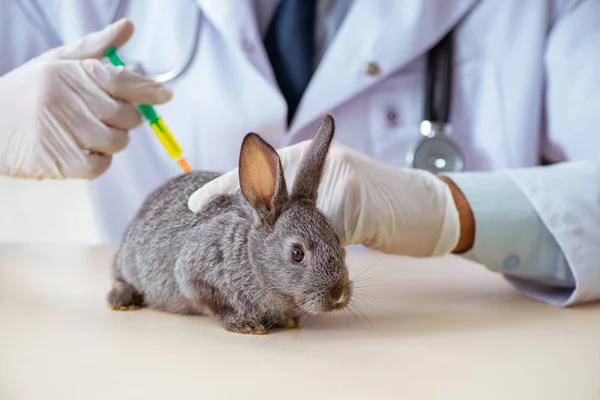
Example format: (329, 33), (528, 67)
(107, 115), (352, 334)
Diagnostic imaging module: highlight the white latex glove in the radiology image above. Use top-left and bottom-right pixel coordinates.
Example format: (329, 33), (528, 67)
(0, 18), (173, 179)
(188, 141), (460, 257)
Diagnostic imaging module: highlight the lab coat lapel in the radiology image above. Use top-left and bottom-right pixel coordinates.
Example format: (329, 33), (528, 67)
(289, 0), (482, 137)
(195, 0), (278, 87)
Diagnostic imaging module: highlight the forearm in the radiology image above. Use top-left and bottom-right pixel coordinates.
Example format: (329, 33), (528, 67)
(437, 175), (475, 254)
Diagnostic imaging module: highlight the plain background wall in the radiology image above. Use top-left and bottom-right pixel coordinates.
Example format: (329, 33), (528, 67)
(0, 176), (101, 244)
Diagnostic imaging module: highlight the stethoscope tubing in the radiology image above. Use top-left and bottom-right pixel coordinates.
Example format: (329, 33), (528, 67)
(18, 0), (201, 84)
(411, 28), (465, 173)
(108, 0), (201, 83)
(423, 29), (453, 127)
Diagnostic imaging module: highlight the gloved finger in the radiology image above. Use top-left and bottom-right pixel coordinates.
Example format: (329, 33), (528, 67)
(76, 153), (113, 179)
(81, 59), (172, 105)
(83, 127), (130, 156)
(98, 100), (142, 131)
(58, 152), (113, 179)
(188, 168), (240, 212)
(46, 92), (130, 156)
(49, 19), (134, 61)
(276, 140), (310, 168)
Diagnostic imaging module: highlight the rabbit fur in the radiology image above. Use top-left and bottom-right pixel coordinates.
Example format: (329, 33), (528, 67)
(107, 115), (352, 334)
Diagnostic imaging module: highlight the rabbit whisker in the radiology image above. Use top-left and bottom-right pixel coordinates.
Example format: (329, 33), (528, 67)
(349, 300), (374, 329)
(260, 334), (278, 348)
(345, 303), (360, 322)
(351, 284), (387, 291)
(350, 275), (400, 291)
(351, 293), (374, 309)
(350, 290), (378, 300)
(295, 313), (318, 341)
(342, 308), (350, 327)
(353, 268), (402, 283)
(348, 257), (385, 282)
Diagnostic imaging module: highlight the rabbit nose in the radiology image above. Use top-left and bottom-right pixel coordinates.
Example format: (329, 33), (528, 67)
(329, 286), (344, 303)
(336, 291), (348, 305)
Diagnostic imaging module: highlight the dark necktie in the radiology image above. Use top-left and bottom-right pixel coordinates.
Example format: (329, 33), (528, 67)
(264, 0), (317, 125)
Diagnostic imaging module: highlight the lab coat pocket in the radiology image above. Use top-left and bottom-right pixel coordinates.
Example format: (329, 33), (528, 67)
(367, 60), (508, 171)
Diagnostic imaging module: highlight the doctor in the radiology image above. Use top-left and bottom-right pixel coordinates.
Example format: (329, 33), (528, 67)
(0, 0), (599, 308)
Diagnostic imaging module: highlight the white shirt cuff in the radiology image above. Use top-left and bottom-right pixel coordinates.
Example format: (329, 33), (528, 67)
(442, 171), (575, 305)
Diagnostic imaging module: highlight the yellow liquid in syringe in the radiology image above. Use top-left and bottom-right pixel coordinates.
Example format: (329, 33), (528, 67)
(149, 118), (191, 173)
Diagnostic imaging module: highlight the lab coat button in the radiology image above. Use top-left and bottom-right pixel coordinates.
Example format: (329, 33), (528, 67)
(242, 39), (255, 53)
(503, 255), (520, 270)
(365, 62), (380, 76)
(386, 109), (398, 126)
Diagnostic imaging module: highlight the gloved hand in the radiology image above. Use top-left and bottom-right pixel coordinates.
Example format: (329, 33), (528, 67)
(188, 140), (461, 257)
(0, 18), (173, 179)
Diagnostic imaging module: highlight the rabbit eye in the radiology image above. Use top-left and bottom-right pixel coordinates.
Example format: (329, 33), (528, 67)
(290, 246), (305, 264)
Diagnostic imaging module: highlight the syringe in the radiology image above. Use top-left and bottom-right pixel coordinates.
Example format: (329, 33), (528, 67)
(103, 46), (191, 174)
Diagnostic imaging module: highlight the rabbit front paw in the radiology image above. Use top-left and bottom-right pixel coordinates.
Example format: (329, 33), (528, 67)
(108, 304), (141, 311)
(107, 280), (144, 311)
(217, 314), (267, 335)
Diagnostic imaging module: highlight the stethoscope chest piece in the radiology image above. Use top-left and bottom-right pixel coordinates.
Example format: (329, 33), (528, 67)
(408, 121), (465, 173)
(408, 29), (465, 174)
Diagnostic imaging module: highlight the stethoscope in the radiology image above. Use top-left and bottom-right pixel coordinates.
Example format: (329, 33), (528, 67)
(106, 0), (202, 83)
(18, 0), (201, 84)
(406, 29), (466, 173)
(23, 0), (464, 172)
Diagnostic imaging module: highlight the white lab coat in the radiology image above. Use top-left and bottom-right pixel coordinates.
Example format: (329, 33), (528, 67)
(1, 0), (599, 306)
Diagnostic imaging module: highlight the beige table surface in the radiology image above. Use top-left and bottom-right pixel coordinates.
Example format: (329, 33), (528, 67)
(1, 244), (599, 400)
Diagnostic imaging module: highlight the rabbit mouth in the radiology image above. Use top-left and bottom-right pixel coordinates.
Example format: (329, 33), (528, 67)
(333, 290), (351, 309)
(296, 285), (352, 314)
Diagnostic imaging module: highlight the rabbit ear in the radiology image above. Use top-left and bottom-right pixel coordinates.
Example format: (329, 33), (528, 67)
(290, 114), (335, 204)
(239, 133), (288, 222)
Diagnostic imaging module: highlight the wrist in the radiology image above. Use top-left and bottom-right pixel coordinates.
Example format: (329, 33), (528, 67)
(438, 175), (475, 253)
